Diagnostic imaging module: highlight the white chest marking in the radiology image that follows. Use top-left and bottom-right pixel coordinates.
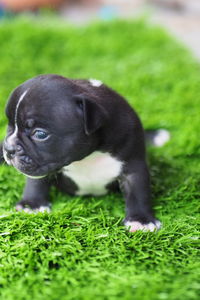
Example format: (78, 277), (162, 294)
(62, 151), (123, 196)
(89, 79), (103, 87)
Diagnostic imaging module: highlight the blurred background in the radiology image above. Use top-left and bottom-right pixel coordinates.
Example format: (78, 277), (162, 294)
(0, 0), (200, 59)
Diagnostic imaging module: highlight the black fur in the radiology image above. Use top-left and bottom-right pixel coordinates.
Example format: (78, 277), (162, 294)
(2, 74), (160, 229)
(0, 143), (4, 163)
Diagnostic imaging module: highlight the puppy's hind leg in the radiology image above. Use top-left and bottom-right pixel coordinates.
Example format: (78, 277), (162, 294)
(120, 159), (161, 232)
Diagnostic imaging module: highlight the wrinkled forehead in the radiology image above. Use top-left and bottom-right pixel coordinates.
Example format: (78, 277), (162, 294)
(6, 84), (74, 130)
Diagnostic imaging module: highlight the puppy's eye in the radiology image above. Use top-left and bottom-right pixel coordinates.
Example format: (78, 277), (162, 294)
(32, 130), (49, 141)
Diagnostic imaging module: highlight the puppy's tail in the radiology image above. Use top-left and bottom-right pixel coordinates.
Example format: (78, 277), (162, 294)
(145, 129), (170, 147)
(0, 143), (4, 164)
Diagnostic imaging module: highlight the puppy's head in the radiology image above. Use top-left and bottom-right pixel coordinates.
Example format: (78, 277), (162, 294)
(3, 75), (107, 178)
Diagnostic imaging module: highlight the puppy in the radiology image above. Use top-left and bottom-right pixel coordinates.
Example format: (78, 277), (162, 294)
(2, 74), (166, 232)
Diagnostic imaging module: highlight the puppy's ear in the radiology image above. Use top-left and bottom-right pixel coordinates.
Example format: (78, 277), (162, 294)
(75, 95), (108, 135)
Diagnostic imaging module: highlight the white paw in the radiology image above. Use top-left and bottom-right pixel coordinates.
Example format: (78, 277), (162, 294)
(125, 220), (161, 232)
(16, 205), (51, 213)
(35, 206), (51, 213)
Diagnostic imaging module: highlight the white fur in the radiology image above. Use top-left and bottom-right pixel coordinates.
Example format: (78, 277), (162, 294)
(5, 90), (28, 147)
(125, 220), (161, 232)
(16, 204), (51, 213)
(15, 90), (29, 124)
(62, 151), (123, 196)
(89, 79), (103, 87)
(36, 206), (51, 213)
(25, 174), (46, 179)
(153, 129), (170, 147)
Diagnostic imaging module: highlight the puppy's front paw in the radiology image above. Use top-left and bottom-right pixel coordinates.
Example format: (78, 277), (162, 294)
(16, 200), (51, 213)
(125, 220), (161, 232)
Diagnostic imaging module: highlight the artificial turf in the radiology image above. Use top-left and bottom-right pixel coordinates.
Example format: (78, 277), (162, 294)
(0, 18), (199, 300)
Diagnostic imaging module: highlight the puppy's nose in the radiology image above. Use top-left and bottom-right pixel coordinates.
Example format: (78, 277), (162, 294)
(4, 142), (16, 159)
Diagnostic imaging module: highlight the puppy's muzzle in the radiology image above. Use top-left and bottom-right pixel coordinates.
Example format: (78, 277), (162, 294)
(3, 140), (33, 165)
(3, 141), (16, 160)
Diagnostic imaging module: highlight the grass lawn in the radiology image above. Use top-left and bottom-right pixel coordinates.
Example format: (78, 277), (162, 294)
(0, 18), (199, 300)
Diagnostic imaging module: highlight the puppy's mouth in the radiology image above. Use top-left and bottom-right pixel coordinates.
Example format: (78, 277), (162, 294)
(4, 153), (41, 177)
(3, 148), (45, 177)
(3, 148), (64, 178)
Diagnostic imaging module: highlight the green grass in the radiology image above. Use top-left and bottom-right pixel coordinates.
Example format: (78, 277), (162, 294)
(0, 18), (199, 300)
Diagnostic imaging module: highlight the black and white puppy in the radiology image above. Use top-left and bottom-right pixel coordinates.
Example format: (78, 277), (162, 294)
(2, 74), (168, 232)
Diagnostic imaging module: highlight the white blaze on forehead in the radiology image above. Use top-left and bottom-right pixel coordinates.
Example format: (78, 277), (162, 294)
(14, 89), (29, 124)
(89, 79), (103, 87)
(7, 89), (29, 143)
